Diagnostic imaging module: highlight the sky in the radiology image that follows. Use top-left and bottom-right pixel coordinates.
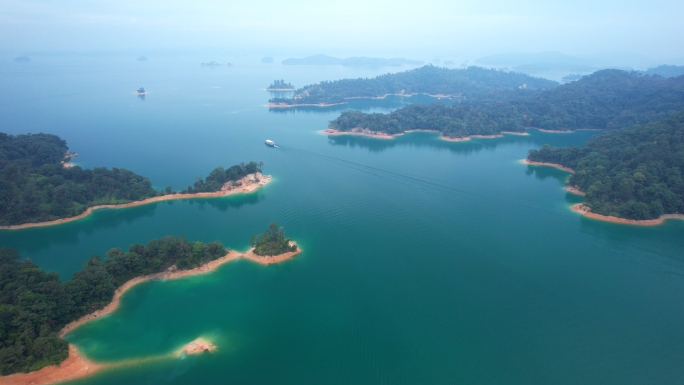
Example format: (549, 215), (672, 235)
(1, 0), (683, 63)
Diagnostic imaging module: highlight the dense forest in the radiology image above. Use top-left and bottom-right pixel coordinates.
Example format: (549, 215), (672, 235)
(0, 133), (161, 226)
(270, 65), (558, 105)
(251, 222), (297, 256)
(527, 112), (684, 220)
(327, 69), (684, 137)
(0, 132), (263, 226)
(0, 237), (226, 375)
(267, 80), (295, 89)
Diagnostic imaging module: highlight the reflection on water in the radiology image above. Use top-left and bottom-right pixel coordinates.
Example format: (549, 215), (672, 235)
(267, 90), (295, 99)
(138, 94), (145, 101)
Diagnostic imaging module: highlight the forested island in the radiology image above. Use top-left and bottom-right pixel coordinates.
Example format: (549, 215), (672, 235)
(251, 222), (298, 256)
(326, 69), (684, 138)
(267, 80), (295, 90)
(0, 237), (227, 375)
(269, 65), (557, 107)
(0, 132), (264, 227)
(527, 111), (684, 221)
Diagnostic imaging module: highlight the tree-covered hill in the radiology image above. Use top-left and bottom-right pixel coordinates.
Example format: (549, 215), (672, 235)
(329, 103), (526, 138)
(327, 69), (684, 137)
(0, 132), (264, 226)
(527, 111), (684, 220)
(0, 237), (226, 375)
(270, 65), (558, 106)
(519, 69), (684, 130)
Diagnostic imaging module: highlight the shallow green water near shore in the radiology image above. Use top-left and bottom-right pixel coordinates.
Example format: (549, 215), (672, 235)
(2, 57), (684, 384)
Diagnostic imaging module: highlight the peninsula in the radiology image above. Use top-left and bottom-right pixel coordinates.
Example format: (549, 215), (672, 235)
(268, 65), (557, 107)
(525, 112), (684, 223)
(0, 132), (266, 228)
(1, 224), (301, 383)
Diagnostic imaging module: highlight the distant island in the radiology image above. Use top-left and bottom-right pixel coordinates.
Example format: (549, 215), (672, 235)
(13, 56), (30, 62)
(526, 111), (684, 223)
(0, 132), (267, 228)
(267, 79), (295, 90)
(281, 54), (423, 67)
(0, 227), (300, 379)
(261, 56), (274, 63)
(325, 69), (684, 137)
(201, 61), (233, 67)
(136, 87), (146, 94)
(269, 65), (558, 107)
(137, 56), (148, 62)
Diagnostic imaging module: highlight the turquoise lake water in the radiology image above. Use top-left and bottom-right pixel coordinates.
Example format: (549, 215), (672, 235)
(1, 56), (684, 384)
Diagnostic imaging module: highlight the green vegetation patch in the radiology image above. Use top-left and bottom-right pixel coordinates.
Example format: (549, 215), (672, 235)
(250, 222), (297, 256)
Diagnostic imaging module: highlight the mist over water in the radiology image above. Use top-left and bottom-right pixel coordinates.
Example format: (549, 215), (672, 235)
(1, 60), (684, 384)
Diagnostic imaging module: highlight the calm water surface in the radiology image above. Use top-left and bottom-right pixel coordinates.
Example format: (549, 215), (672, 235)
(1, 56), (683, 384)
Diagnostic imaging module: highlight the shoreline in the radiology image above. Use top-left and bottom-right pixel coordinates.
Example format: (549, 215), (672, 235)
(522, 160), (684, 225)
(520, 159), (575, 173)
(266, 88), (296, 91)
(267, 102), (345, 108)
(0, 173), (271, 231)
(571, 204), (684, 226)
(323, 128), (529, 142)
(322, 128), (397, 139)
(5, 245), (300, 385)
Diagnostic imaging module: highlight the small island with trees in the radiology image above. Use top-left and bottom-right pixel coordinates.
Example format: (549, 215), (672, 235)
(251, 222), (298, 256)
(267, 79), (295, 91)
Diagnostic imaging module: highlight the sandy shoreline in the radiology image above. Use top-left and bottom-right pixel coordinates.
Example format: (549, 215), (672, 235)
(267, 102), (345, 108)
(571, 204), (684, 226)
(564, 186), (585, 196)
(0, 173), (271, 231)
(323, 128), (528, 142)
(522, 160), (684, 225)
(322, 128), (397, 139)
(5, 244), (300, 385)
(520, 159), (575, 173)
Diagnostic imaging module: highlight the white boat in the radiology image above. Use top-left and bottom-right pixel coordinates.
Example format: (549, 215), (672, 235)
(265, 139), (275, 147)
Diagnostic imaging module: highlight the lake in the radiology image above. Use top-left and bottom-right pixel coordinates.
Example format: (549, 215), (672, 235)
(1, 56), (683, 384)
